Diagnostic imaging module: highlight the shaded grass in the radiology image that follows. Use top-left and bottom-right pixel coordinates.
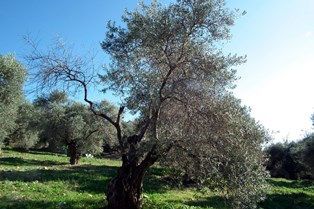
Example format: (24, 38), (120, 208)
(0, 157), (67, 167)
(1, 148), (314, 209)
(257, 178), (314, 209)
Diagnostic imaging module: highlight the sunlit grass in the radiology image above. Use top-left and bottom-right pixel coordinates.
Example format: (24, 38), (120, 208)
(0, 148), (313, 209)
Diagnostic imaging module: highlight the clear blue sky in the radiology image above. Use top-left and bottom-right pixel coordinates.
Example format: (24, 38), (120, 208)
(1, 0), (313, 142)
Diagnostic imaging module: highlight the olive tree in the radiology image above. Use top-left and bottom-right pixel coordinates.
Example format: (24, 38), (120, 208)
(26, 0), (269, 208)
(9, 101), (39, 150)
(304, 115), (314, 172)
(63, 102), (113, 165)
(34, 91), (114, 164)
(300, 135), (314, 174)
(33, 91), (69, 152)
(0, 54), (26, 153)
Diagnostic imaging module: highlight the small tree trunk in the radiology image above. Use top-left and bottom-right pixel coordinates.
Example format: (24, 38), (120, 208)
(68, 140), (80, 165)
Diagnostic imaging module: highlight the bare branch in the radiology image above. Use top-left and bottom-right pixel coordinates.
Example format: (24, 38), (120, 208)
(24, 37), (126, 149)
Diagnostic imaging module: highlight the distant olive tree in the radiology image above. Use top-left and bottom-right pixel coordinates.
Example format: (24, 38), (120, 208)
(63, 102), (114, 165)
(34, 91), (115, 164)
(0, 54), (26, 154)
(265, 135), (314, 180)
(298, 134), (314, 177)
(33, 91), (69, 152)
(26, 0), (269, 208)
(9, 101), (39, 150)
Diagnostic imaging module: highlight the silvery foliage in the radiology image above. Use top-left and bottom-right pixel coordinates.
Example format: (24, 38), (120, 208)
(0, 54), (26, 148)
(34, 91), (115, 156)
(10, 101), (39, 149)
(63, 102), (113, 156)
(160, 95), (270, 208)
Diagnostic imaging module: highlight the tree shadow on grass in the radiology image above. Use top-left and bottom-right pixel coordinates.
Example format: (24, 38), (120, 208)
(0, 164), (174, 194)
(258, 192), (314, 209)
(0, 164), (117, 194)
(0, 157), (67, 167)
(144, 166), (181, 193)
(183, 192), (314, 209)
(3, 147), (65, 157)
(267, 178), (314, 190)
(0, 197), (106, 209)
(183, 193), (314, 209)
(180, 196), (229, 209)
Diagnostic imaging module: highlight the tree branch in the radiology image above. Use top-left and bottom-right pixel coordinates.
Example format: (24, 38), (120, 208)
(25, 38), (127, 152)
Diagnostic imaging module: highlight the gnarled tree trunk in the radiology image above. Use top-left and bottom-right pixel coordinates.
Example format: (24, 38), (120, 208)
(106, 146), (157, 209)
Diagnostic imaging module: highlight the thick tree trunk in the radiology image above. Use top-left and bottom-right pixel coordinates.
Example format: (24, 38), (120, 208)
(68, 140), (80, 165)
(106, 162), (145, 209)
(106, 151), (157, 209)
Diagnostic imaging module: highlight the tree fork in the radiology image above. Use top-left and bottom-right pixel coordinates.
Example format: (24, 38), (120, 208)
(105, 139), (158, 209)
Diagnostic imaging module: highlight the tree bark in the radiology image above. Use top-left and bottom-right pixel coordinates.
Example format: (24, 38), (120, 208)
(106, 163), (144, 209)
(106, 148), (157, 209)
(68, 140), (80, 165)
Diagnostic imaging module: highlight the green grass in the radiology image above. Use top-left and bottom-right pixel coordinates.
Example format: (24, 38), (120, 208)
(258, 178), (314, 209)
(0, 148), (313, 209)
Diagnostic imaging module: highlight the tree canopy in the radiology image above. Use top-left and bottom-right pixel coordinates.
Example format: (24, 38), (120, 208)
(33, 91), (117, 164)
(0, 54), (26, 151)
(265, 113), (314, 180)
(9, 101), (39, 150)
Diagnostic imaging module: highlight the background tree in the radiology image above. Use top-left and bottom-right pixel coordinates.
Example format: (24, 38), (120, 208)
(33, 90), (69, 152)
(265, 142), (287, 178)
(265, 111), (314, 179)
(300, 134), (314, 175)
(63, 102), (110, 165)
(265, 132), (314, 180)
(26, 0), (268, 208)
(34, 91), (115, 164)
(95, 100), (121, 153)
(8, 101), (39, 150)
(302, 113), (314, 173)
(0, 54), (26, 154)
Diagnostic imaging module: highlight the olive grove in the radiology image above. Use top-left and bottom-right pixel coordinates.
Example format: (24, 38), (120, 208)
(26, 0), (269, 208)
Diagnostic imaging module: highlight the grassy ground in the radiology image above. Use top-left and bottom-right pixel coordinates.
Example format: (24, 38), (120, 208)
(0, 149), (313, 209)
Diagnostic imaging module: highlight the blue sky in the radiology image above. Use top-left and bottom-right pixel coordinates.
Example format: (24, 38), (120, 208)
(1, 0), (313, 142)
